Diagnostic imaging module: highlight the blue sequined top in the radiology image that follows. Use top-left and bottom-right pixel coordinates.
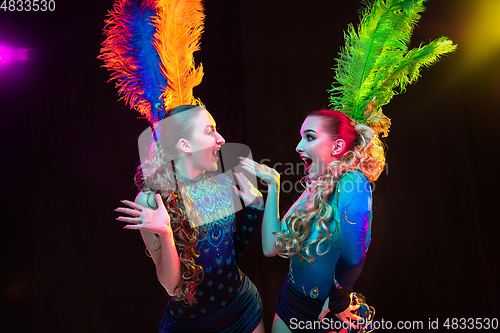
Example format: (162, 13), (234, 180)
(167, 173), (263, 320)
(284, 171), (372, 313)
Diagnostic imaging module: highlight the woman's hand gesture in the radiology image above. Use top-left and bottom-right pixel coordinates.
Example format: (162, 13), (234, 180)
(238, 157), (280, 187)
(232, 172), (264, 208)
(116, 194), (172, 235)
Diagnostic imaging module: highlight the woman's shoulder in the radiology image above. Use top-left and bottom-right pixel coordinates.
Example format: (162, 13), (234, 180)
(334, 171), (371, 199)
(135, 190), (158, 209)
(340, 170), (369, 182)
(338, 170), (370, 190)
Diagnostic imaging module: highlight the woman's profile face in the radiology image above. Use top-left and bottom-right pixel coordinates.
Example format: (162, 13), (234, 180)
(185, 109), (225, 173)
(295, 116), (339, 178)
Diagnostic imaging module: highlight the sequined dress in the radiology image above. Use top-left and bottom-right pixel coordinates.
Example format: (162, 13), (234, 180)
(160, 172), (263, 331)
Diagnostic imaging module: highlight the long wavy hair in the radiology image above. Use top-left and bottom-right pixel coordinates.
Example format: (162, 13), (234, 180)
(276, 110), (385, 263)
(135, 105), (206, 305)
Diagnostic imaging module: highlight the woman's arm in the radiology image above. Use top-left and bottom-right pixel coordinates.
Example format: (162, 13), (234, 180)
(233, 206), (264, 258)
(238, 157), (282, 257)
(117, 192), (181, 296)
(328, 172), (372, 314)
(231, 172), (265, 258)
(318, 173), (370, 327)
(261, 181), (281, 257)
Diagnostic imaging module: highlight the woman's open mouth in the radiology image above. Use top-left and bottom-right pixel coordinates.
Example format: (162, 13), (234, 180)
(301, 156), (313, 171)
(211, 146), (221, 161)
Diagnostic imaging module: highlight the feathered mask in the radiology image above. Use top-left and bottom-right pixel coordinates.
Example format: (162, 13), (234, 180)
(329, 0), (457, 137)
(99, 0), (204, 123)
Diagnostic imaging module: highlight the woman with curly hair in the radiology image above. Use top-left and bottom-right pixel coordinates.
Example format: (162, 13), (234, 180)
(116, 105), (265, 333)
(240, 110), (385, 333)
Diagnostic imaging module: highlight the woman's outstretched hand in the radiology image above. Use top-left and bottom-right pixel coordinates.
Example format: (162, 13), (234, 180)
(115, 193), (172, 235)
(232, 172), (264, 208)
(238, 157), (280, 187)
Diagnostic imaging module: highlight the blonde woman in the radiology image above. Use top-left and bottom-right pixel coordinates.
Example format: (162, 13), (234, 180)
(241, 110), (384, 333)
(116, 105), (265, 332)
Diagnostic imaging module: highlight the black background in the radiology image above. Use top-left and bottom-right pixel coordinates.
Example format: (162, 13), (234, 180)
(1, 0), (499, 332)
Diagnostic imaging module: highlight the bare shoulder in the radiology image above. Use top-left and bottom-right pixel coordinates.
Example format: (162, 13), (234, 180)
(135, 191), (158, 209)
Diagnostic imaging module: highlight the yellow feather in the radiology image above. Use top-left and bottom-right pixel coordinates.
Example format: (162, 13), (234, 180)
(154, 0), (204, 111)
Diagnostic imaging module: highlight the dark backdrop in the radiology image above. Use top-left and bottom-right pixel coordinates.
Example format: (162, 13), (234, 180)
(1, 0), (499, 332)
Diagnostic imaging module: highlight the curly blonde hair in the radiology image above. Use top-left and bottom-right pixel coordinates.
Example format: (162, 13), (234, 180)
(135, 105), (206, 305)
(276, 110), (385, 263)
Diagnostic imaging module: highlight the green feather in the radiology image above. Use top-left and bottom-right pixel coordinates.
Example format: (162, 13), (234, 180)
(328, 0), (456, 127)
(378, 37), (457, 102)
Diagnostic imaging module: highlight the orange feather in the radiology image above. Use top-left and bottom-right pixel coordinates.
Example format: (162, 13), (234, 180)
(154, 0), (205, 111)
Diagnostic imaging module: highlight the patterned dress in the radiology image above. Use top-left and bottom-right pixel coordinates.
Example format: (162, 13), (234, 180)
(160, 172), (263, 332)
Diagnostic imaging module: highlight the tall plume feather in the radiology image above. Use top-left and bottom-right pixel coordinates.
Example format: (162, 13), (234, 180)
(328, 0), (457, 137)
(99, 0), (205, 123)
(100, 0), (167, 122)
(155, 0), (204, 110)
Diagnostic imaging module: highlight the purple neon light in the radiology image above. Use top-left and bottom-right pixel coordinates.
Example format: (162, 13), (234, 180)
(0, 44), (30, 66)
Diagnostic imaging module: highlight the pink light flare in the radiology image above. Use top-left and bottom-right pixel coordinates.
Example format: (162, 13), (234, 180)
(0, 44), (30, 66)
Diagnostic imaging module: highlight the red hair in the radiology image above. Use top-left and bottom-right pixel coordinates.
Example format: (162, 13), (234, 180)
(308, 110), (357, 155)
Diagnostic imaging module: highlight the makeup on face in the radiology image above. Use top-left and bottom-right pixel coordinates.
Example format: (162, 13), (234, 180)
(188, 110), (225, 173)
(296, 116), (337, 178)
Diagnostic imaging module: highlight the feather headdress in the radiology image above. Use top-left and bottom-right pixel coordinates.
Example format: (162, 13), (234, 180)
(99, 0), (205, 123)
(329, 0), (457, 137)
